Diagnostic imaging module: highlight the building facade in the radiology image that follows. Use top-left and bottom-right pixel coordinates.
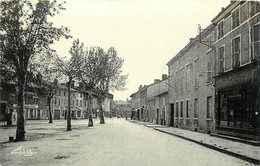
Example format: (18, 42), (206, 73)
(212, 1), (260, 139)
(147, 75), (168, 125)
(114, 100), (131, 118)
(167, 24), (216, 134)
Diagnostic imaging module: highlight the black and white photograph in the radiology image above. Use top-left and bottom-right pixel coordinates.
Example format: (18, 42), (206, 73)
(0, 0), (259, 165)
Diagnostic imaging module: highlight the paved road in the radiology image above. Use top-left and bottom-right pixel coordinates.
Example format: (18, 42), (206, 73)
(0, 118), (253, 166)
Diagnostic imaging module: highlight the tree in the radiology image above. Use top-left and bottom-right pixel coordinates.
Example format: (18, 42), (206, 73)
(29, 49), (61, 124)
(56, 39), (84, 131)
(96, 47), (128, 124)
(79, 47), (105, 127)
(0, 1), (71, 141)
(80, 47), (128, 124)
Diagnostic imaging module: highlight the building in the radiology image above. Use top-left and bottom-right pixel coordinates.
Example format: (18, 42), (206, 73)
(130, 85), (149, 121)
(101, 93), (114, 118)
(114, 100), (131, 118)
(0, 82), (48, 125)
(147, 74), (168, 125)
(167, 23), (215, 133)
(212, 1), (260, 139)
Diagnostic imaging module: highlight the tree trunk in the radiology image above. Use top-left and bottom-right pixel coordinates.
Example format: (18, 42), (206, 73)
(99, 108), (105, 124)
(99, 96), (105, 124)
(48, 97), (53, 123)
(88, 91), (93, 127)
(67, 81), (71, 131)
(15, 73), (26, 141)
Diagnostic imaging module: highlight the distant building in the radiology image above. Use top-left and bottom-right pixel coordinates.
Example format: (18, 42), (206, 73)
(114, 100), (131, 118)
(130, 85), (148, 121)
(147, 74), (168, 125)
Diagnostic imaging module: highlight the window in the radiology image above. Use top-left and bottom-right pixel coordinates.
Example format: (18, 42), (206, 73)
(194, 67), (199, 87)
(207, 35), (213, 49)
(207, 96), (212, 118)
(80, 93), (82, 98)
(232, 7), (240, 29)
(252, 24), (260, 60)
(186, 68), (190, 90)
(76, 99), (78, 106)
(207, 60), (212, 83)
(180, 76), (184, 92)
(175, 76), (179, 93)
(58, 98), (60, 105)
(218, 47), (225, 73)
(62, 110), (65, 116)
(54, 97), (57, 105)
(186, 100), (189, 118)
(240, 2), (249, 23)
(176, 102), (179, 117)
(218, 21), (224, 39)
(64, 91), (66, 96)
(194, 99), (198, 118)
(33, 97), (38, 104)
(80, 100), (82, 107)
(250, 1), (260, 17)
(232, 37), (241, 68)
(180, 101), (183, 118)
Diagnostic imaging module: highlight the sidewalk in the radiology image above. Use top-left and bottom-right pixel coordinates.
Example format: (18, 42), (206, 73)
(128, 120), (260, 165)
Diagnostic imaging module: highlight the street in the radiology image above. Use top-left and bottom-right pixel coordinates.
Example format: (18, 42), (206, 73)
(0, 118), (254, 166)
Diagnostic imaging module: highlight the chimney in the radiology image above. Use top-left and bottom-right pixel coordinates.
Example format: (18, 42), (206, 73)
(139, 85), (142, 90)
(162, 74), (167, 80)
(190, 38), (195, 42)
(154, 79), (160, 83)
(126, 98), (128, 102)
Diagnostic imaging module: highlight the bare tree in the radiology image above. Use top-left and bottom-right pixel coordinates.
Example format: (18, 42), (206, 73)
(0, 1), (71, 141)
(56, 39), (84, 131)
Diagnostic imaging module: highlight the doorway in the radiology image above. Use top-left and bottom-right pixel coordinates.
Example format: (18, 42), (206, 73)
(170, 104), (174, 127)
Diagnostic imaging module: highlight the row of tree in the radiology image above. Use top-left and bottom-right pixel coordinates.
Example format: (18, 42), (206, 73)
(0, 1), (127, 141)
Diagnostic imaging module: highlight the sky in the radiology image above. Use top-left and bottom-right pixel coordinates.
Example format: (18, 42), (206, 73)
(51, 0), (230, 101)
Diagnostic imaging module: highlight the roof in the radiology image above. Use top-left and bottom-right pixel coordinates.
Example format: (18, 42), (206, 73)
(211, 1), (238, 23)
(167, 23), (214, 67)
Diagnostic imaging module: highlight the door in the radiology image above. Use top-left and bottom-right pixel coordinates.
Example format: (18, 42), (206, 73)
(170, 104), (174, 127)
(156, 109), (159, 124)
